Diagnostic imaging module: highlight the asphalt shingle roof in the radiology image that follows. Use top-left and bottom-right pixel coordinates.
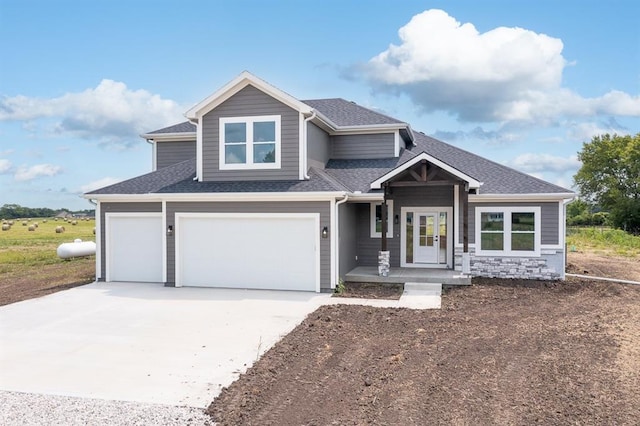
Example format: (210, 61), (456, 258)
(302, 98), (405, 127)
(147, 121), (196, 134)
(95, 94), (571, 197)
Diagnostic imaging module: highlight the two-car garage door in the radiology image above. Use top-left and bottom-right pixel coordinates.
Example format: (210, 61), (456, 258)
(176, 213), (319, 292)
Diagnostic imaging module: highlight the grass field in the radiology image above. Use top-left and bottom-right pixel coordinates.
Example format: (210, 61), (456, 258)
(0, 217), (96, 305)
(567, 226), (640, 257)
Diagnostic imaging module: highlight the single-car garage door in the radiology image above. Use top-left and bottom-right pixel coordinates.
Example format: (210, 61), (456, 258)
(176, 213), (319, 292)
(106, 213), (163, 283)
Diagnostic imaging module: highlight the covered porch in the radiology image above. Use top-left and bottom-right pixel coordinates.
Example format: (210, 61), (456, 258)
(345, 266), (471, 285)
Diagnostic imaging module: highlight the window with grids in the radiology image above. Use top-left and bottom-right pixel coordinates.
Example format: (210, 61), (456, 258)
(219, 115), (280, 169)
(476, 207), (540, 256)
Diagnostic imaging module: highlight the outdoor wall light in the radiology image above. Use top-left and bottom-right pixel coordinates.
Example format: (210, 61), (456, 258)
(167, 225), (173, 237)
(394, 214), (399, 225)
(322, 226), (328, 239)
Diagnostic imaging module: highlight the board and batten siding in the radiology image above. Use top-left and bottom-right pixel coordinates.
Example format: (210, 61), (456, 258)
(166, 201), (331, 290)
(307, 122), (330, 169)
(459, 201), (560, 246)
(355, 186), (454, 268)
(99, 202), (163, 281)
(156, 140), (196, 169)
(331, 133), (395, 160)
(201, 85), (300, 181)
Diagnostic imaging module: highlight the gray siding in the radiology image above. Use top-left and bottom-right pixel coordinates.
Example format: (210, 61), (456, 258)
(461, 201), (560, 245)
(338, 202), (357, 279)
(202, 85), (300, 181)
(331, 133), (395, 159)
(355, 186), (454, 268)
(166, 201), (331, 290)
(99, 202), (163, 281)
(307, 122), (330, 169)
(156, 140), (196, 169)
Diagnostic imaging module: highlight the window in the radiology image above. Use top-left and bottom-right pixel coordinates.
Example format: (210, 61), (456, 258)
(475, 207), (540, 256)
(370, 201), (393, 238)
(219, 115), (281, 169)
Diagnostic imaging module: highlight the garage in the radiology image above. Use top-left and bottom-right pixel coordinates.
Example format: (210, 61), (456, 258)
(106, 213), (164, 283)
(176, 213), (320, 292)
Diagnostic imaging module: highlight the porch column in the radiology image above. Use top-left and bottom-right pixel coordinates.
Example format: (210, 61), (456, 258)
(378, 183), (390, 277)
(461, 183), (471, 274)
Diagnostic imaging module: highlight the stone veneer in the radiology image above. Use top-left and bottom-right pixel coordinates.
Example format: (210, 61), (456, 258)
(454, 247), (563, 280)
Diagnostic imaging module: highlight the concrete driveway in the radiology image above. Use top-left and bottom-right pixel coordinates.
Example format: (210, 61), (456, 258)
(0, 282), (330, 408)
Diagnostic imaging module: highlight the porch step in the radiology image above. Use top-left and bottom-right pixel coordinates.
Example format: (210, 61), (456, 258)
(403, 282), (442, 295)
(399, 282), (442, 309)
(344, 267), (471, 286)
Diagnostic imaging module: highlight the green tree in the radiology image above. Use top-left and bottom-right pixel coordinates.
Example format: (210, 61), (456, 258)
(574, 133), (640, 234)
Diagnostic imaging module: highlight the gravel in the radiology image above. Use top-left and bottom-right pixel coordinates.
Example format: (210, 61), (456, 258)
(0, 391), (214, 426)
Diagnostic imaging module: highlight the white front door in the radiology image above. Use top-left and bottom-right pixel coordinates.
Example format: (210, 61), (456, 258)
(401, 207), (453, 268)
(414, 213), (438, 263)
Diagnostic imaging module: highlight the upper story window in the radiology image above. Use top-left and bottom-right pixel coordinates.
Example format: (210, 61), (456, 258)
(475, 206), (541, 257)
(219, 115), (281, 170)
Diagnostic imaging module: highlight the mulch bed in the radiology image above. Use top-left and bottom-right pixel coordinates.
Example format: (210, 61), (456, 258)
(208, 277), (640, 425)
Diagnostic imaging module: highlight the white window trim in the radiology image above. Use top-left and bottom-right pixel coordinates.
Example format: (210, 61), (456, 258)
(370, 201), (394, 238)
(219, 115), (281, 170)
(475, 206), (541, 257)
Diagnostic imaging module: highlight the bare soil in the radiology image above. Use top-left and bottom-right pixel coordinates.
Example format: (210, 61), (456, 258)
(567, 251), (640, 282)
(335, 282), (404, 300)
(0, 259), (94, 306)
(209, 277), (640, 425)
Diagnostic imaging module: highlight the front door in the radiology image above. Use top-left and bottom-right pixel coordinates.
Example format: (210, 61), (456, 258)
(402, 208), (452, 268)
(414, 213), (438, 263)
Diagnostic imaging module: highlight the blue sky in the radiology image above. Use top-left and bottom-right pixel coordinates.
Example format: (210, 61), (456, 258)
(1, 0), (638, 210)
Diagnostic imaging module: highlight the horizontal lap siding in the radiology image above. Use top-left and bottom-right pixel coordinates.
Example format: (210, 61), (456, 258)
(462, 201), (560, 245)
(307, 122), (330, 168)
(166, 201), (331, 290)
(331, 133), (394, 159)
(99, 202), (163, 280)
(156, 141), (196, 169)
(355, 186), (454, 268)
(202, 85), (299, 181)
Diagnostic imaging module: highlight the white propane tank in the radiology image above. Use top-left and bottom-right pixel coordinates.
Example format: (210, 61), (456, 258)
(57, 239), (96, 259)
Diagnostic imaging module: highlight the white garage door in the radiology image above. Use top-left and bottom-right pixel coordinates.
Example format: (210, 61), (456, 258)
(176, 213), (319, 291)
(106, 214), (163, 283)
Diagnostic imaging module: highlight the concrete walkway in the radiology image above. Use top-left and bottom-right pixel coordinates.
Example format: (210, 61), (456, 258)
(326, 283), (442, 309)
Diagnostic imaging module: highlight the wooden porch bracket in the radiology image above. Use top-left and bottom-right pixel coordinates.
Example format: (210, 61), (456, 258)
(381, 183), (388, 251)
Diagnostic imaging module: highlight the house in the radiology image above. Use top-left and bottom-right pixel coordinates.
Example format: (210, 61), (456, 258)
(84, 71), (575, 292)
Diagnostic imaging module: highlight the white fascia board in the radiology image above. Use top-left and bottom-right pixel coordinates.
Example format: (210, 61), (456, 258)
(346, 193), (385, 202)
(140, 132), (196, 142)
(185, 71), (313, 120)
(83, 191), (347, 203)
(370, 152), (482, 190)
(470, 193), (576, 202)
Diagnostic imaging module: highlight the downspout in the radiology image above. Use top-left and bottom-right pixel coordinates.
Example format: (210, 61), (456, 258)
(303, 111), (317, 180)
(334, 193), (349, 287)
(144, 138), (156, 171)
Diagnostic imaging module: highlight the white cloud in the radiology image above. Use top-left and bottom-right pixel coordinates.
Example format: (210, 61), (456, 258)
(567, 120), (630, 143)
(359, 9), (640, 123)
(79, 176), (123, 193)
(0, 80), (184, 147)
(509, 153), (581, 173)
(14, 164), (62, 181)
(0, 149), (15, 156)
(0, 159), (12, 174)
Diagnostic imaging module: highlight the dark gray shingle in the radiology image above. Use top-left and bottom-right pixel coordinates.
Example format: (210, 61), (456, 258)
(147, 121), (196, 134)
(302, 98), (405, 127)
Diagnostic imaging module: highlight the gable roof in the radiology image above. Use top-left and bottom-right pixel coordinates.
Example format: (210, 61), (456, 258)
(185, 71), (312, 120)
(302, 98), (404, 127)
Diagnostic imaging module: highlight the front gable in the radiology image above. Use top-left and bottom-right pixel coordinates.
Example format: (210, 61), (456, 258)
(200, 85), (301, 181)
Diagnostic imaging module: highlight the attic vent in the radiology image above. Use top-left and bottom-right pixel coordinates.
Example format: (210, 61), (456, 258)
(350, 101), (357, 104)
(419, 131), (425, 135)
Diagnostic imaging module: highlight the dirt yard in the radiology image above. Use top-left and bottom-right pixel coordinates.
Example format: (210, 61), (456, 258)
(209, 277), (640, 425)
(567, 250), (640, 282)
(0, 259), (94, 306)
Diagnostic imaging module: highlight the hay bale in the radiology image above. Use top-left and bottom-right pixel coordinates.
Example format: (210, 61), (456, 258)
(33, 222), (38, 228)
(55, 226), (65, 234)
(71, 220), (77, 225)
(1, 224), (10, 231)
(42, 219), (47, 223)
(8, 220), (14, 225)
(28, 225), (36, 231)
(22, 221), (27, 226)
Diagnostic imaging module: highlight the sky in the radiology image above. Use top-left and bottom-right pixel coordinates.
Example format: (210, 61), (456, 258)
(0, 0), (638, 210)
